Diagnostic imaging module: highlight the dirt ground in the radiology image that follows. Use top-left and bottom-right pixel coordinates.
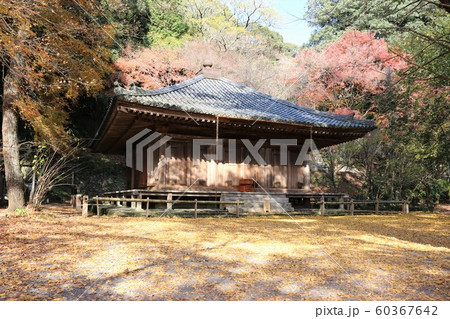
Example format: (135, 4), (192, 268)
(0, 206), (448, 300)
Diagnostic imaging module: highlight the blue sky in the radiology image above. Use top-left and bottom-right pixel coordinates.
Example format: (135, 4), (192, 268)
(270, 0), (313, 46)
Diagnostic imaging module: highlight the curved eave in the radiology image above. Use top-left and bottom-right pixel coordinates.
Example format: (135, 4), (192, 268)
(115, 95), (376, 131)
(91, 99), (376, 154)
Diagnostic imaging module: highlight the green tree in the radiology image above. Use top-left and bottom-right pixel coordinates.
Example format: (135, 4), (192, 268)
(305, 0), (447, 46)
(146, 0), (190, 47)
(100, 0), (190, 48)
(99, 0), (151, 46)
(182, 0), (282, 53)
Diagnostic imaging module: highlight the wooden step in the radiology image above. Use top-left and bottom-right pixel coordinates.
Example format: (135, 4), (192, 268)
(221, 193), (294, 214)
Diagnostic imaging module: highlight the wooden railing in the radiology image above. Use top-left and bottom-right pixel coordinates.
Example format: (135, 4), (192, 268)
(317, 199), (409, 216)
(80, 196), (241, 218)
(73, 194), (409, 218)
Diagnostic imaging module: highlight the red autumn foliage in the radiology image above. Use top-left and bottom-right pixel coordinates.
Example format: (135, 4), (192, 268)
(111, 41), (294, 98)
(290, 30), (409, 113)
(333, 107), (363, 119)
(112, 46), (195, 89)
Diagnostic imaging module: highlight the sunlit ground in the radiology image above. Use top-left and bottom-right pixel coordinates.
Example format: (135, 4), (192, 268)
(0, 208), (448, 300)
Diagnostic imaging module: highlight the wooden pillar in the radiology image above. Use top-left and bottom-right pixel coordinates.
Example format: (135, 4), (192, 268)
(349, 199), (354, 216)
(167, 193), (173, 210)
(375, 200), (379, 214)
(82, 195), (89, 217)
(208, 149), (216, 188)
(146, 199), (150, 217)
(215, 116), (219, 192)
(194, 199), (198, 219)
(303, 163), (311, 191)
(131, 148), (136, 189)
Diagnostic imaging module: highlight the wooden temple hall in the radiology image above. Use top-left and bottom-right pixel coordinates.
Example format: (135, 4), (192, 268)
(92, 66), (376, 212)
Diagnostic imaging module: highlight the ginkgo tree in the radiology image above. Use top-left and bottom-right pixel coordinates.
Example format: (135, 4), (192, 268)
(0, 0), (112, 210)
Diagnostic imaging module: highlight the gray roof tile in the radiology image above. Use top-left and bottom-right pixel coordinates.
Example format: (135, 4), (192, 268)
(114, 75), (376, 130)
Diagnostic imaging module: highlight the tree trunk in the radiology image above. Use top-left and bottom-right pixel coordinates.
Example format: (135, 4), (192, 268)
(2, 63), (25, 211)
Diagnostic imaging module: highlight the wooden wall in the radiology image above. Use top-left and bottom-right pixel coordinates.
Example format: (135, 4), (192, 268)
(137, 139), (310, 191)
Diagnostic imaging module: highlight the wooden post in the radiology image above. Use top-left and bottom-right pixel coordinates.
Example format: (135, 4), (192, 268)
(96, 197), (100, 216)
(263, 200), (270, 213)
(320, 201), (325, 216)
(339, 196), (345, 210)
(219, 195), (224, 210)
(167, 193), (173, 210)
(350, 199), (354, 216)
(82, 195), (89, 217)
(402, 202), (409, 214)
(375, 200), (379, 214)
(75, 194), (82, 212)
(194, 199), (198, 219)
(137, 194), (142, 210)
(131, 195), (136, 209)
(145, 199), (150, 217)
(236, 201), (240, 218)
(320, 196), (325, 216)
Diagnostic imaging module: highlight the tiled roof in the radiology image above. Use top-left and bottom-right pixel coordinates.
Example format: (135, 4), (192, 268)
(113, 75), (376, 130)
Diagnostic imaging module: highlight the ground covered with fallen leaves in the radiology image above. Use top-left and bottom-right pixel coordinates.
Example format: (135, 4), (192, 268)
(0, 207), (448, 300)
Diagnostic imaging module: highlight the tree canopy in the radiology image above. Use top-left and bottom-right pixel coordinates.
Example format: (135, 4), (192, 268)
(0, 0), (113, 147)
(301, 0), (449, 204)
(289, 30), (408, 115)
(305, 0), (448, 46)
(0, 0), (114, 209)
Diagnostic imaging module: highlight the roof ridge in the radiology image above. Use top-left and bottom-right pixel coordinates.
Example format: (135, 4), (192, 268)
(113, 74), (205, 96)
